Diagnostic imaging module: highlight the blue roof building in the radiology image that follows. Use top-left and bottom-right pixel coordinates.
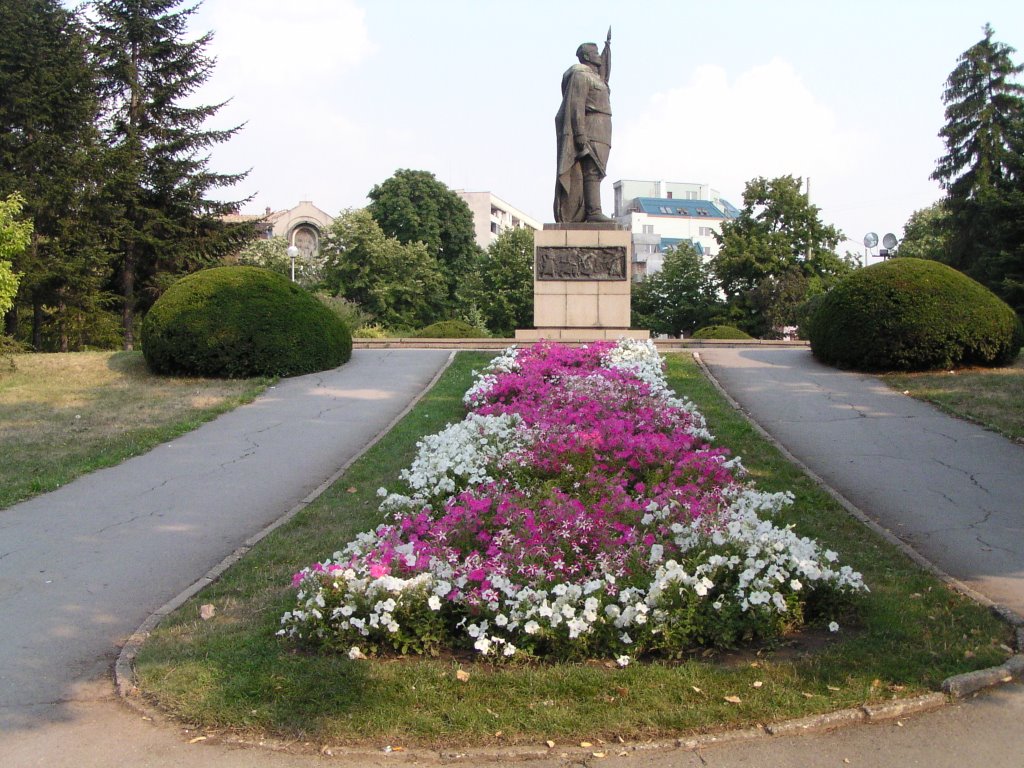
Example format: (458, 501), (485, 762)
(612, 179), (738, 278)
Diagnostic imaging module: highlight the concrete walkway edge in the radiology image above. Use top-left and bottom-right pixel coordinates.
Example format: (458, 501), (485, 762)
(113, 351), (457, 707)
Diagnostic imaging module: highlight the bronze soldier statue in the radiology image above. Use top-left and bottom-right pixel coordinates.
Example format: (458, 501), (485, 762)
(554, 29), (612, 223)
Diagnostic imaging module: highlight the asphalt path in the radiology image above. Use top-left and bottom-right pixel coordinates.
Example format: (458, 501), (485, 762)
(0, 349), (452, 760)
(698, 346), (1024, 617)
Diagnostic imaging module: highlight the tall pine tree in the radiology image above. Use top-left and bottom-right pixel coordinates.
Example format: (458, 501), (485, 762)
(0, 0), (114, 350)
(932, 24), (1024, 313)
(91, 0), (253, 349)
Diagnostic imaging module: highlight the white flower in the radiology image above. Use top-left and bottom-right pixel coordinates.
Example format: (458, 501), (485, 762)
(567, 617), (590, 638)
(616, 655), (630, 667)
(474, 636), (493, 655)
(524, 620), (540, 634)
(348, 646), (367, 660)
(694, 576), (714, 597)
(829, 621), (840, 633)
(428, 595), (442, 611)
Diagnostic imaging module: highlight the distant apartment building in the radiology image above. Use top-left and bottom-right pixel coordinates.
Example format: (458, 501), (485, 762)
(613, 180), (739, 278)
(455, 190), (541, 250)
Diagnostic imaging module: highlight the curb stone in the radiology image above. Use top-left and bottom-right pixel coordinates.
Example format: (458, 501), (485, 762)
(943, 655), (1024, 698)
(111, 348), (1022, 763)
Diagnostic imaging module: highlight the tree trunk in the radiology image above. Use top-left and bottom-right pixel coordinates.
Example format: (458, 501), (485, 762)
(122, 249), (135, 351)
(3, 306), (17, 337)
(58, 298), (68, 353)
(32, 296), (43, 350)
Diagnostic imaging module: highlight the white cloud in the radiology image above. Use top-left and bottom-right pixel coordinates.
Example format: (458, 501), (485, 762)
(616, 58), (873, 207)
(202, 0), (375, 88)
(186, 1), (379, 211)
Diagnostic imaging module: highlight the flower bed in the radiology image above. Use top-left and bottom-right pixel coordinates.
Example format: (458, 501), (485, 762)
(279, 340), (866, 663)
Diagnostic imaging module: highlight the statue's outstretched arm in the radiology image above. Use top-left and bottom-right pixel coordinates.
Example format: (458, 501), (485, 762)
(602, 27), (611, 84)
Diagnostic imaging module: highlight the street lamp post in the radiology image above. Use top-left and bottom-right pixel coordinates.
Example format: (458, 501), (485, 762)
(286, 244), (299, 282)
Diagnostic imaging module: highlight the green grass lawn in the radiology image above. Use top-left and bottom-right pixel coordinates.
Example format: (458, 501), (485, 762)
(0, 352), (270, 509)
(132, 351), (1013, 749)
(881, 355), (1024, 442)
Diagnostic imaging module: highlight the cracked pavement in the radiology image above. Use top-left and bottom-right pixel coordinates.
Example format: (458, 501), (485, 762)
(699, 347), (1024, 616)
(0, 349), (451, 738)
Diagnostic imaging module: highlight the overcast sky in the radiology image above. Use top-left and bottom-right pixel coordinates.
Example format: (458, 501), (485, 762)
(170, 0), (1024, 254)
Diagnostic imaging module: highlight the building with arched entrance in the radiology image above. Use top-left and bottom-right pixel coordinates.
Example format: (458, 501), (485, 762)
(225, 201), (335, 260)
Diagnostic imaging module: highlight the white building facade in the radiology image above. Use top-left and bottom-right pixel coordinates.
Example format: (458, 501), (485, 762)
(455, 190), (541, 250)
(613, 180), (739, 278)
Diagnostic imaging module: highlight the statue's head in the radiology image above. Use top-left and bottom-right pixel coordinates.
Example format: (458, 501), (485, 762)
(576, 43), (601, 66)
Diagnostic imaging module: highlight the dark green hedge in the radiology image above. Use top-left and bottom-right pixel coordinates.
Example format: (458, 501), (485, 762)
(691, 325), (754, 340)
(141, 266), (352, 378)
(807, 258), (1022, 372)
(412, 320), (488, 338)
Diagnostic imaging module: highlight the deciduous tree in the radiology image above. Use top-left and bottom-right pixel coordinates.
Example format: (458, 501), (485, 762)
(712, 175), (848, 337)
(460, 227), (534, 336)
(367, 169), (482, 310)
(896, 202), (950, 261)
(233, 236), (325, 288)
(631, 242), (721, 337)
(0, 194), (32, 316)
(320, 209), (447, 330)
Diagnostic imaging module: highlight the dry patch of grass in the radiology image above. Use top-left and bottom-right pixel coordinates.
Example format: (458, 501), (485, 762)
(881, 355), (1024, 442)
(0, 352), (270, 509)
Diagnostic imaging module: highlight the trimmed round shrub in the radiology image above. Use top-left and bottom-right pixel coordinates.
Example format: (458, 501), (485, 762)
(142, 266), (352, 377)
(691, 325), (754, 340)
(807, 258), (1022, 372)
(412, 320), (488, 339)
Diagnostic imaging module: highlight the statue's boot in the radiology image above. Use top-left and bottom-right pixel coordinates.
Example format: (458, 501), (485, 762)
(584, 178), (613, 222)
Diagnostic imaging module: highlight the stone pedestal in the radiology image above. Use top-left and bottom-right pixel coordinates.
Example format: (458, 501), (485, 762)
(515, 223), (648, 342)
